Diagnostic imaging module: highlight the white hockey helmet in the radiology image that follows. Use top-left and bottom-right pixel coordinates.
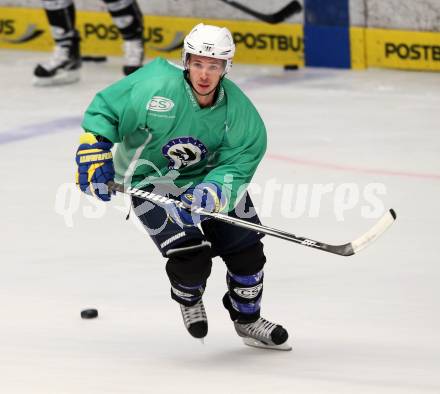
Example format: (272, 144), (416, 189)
(182, 23), (235, 76)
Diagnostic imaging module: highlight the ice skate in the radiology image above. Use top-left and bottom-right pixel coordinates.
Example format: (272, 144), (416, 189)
(234, 317), (292, 351)
(33, 42), (81, 86)
(123, 39), (144, 75)
(180, 299), (208, 340)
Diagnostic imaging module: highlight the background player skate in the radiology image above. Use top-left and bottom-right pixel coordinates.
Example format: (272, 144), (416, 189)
(34, 0), (145, 86)
(75, 23), (291, 350)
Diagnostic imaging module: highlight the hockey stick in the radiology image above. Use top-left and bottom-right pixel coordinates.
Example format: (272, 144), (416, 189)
(219, 0), (303, 24)
(108, 182), (396, 257)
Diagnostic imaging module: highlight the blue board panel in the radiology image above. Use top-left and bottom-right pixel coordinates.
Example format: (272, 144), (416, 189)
(304, 0), (351, 68)
(304, 25), (351, 68)
(305, 0), (349, 26)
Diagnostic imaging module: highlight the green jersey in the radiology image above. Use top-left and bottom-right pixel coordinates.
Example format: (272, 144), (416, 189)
(82, 57), (267, 212)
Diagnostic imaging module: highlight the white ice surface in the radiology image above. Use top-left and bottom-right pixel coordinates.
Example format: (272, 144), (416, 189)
(0, 50), (439, 394)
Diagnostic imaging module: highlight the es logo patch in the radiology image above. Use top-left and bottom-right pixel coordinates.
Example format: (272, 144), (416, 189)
(147, 96), (175, 112)
(162, 137), (207, 170)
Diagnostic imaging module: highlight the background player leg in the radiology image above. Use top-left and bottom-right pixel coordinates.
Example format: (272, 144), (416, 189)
(33, 0), (81, 86)
(102, 0), (145, 75)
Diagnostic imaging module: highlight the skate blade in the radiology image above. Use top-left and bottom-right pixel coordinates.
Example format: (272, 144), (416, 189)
(242, 337), (292, 351)
(33, 69), (80, 87)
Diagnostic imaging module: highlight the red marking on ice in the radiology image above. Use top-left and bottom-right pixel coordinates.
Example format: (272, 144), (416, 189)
(267, 153), (440, 181)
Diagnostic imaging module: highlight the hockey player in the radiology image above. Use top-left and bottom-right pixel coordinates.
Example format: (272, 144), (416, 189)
(34, 0), (145, 86)
(75, 23), (291, 350)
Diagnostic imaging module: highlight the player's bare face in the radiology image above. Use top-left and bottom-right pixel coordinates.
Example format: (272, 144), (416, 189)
(187, 55), (225, 107)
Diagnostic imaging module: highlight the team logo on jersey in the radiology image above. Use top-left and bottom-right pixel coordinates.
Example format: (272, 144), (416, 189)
(162, 137), (207, 170)
(147, 96), (175, 112)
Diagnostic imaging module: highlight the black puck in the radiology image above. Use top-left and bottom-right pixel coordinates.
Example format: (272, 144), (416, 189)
(283, 64), (299, 71)
(81, 309), (98, 319)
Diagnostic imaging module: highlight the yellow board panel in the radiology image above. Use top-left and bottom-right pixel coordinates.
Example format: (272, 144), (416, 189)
(366, 28), (440, 71)
(0, 7), (304, 66)
(350, 26), (367, 70)
(0, 8), (53, 50)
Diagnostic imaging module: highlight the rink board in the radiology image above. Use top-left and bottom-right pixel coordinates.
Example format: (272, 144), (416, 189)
(1, 6), (439, 71)
(350, 26), (440, 71)
(349, 27), (367, 70)
(0, 7), (304, 67)
(365, 28), (440, 71)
